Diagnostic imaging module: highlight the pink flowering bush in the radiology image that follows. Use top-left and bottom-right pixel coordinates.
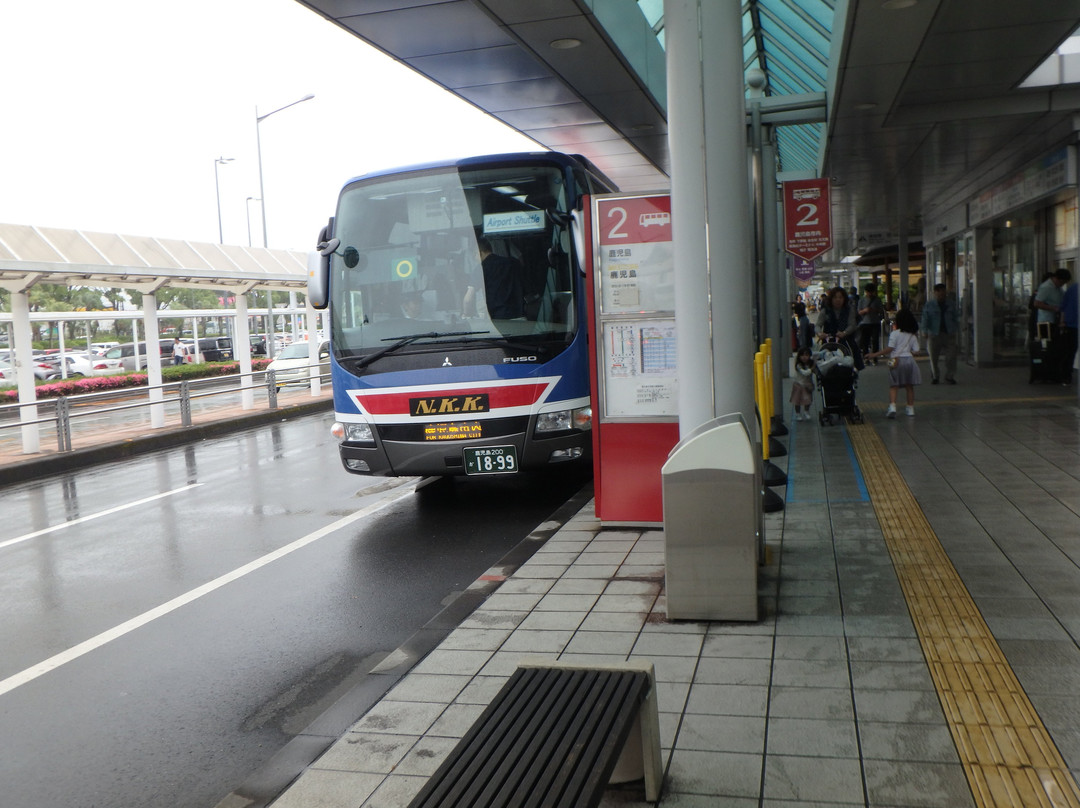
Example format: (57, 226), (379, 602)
(1, 359), (273, 402)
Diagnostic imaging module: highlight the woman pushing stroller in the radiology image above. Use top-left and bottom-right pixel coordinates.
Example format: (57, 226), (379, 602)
(816, 286), (865, 370)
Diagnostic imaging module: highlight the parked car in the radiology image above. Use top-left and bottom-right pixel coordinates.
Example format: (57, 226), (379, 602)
(89, 342), (120, 356)
(103, 340), (174, 371)
(248, 334), (268, 356)
(40, 352), (123, 377)
(266, 340), (330, 389)
(0, 358), (60, 382)
(181, 337), (233, 362)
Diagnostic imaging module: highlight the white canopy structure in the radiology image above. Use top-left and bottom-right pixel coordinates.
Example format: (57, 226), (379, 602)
(0, 222), (318, 453)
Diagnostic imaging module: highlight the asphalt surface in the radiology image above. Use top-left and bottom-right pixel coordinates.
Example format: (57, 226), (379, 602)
(0, 401), (592, 808)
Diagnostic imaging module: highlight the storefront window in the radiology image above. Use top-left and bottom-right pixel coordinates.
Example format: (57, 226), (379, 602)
(957, 234), (974, 363)
(991, 214), (1037, 362)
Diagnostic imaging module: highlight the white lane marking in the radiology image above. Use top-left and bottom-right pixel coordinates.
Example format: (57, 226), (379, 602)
(0, 484), (205, 551)
(0, 483), (415, 698)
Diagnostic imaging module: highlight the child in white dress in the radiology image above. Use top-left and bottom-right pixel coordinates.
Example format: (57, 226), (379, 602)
(789, 347), (815, 421)
(867, 308), (922, 418)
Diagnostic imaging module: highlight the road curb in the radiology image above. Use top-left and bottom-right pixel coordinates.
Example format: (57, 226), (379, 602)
(0, 398), (334, 488)
(217, 481), (595, 808)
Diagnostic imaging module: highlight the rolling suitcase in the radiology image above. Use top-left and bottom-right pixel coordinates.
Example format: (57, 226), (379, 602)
(1029, 323), (1057, 383)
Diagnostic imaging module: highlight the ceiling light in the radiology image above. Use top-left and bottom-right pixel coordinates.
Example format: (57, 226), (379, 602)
(549, 38), (582, 50)
(881, 0), (917, 9)
(631, 123), (655, 132)
(854, 102), (878, 111)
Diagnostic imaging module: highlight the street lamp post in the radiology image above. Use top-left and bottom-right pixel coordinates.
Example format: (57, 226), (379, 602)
(213, 156), (234, 243)
(245, 196), (260, 247)
(255, 93), (314, 247)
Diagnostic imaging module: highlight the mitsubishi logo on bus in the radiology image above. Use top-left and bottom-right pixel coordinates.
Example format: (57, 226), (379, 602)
(410, 394), (490, 416)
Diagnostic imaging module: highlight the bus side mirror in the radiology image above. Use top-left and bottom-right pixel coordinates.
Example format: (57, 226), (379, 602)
(570, 208), (586, 276)
(309, 219), (334, 310)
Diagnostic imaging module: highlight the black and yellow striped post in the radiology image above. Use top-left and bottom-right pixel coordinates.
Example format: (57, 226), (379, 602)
(755, 348), (786, 511)
(761, 339), (786, 457)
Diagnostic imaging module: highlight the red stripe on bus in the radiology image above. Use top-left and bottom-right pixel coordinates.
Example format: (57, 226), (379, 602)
(355, 382), (550, 415)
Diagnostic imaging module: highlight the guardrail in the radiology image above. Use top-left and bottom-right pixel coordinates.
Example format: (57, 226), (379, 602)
(0, 365), (332, 456)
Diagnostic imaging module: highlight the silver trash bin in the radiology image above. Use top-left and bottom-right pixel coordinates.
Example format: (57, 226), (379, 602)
(662, 414), (761, 621)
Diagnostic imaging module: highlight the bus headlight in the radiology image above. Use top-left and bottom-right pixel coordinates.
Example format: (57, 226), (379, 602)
(535, 406), (592, 434)
(331, 421), (374, 443)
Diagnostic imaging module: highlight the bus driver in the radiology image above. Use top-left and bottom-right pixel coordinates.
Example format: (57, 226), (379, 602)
(463, 236), (525, 319)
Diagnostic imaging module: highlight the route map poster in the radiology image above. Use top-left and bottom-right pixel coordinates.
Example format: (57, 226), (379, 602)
(601, 319), (678, 417)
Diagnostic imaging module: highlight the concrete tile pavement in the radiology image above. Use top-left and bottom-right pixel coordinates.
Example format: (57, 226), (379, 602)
(262, 363), (1078, 808)
(4, 358), (1077, 807)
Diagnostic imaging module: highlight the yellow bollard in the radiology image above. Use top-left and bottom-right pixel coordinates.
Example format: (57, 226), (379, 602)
(763, 338), (774, 428)
(755, 351), (769, 460)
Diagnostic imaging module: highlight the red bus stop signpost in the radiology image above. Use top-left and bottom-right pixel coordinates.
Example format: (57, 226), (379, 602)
(783, 178), (832, 261)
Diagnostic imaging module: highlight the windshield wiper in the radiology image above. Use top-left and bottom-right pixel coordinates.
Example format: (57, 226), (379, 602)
(452, 335), (552, 354)
(353, 330), (491, 371)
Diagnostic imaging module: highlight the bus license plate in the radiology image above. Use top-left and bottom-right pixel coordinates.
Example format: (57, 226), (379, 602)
(464, 446), (518, 475)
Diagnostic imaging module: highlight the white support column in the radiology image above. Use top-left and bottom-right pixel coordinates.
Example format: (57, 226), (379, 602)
(234, 292), (254, 409)
(762, 132), (786, 405)
(305, 298), (320, 394)
(666, 0), (713, 437)
(12, 290), (39, 453)
(142, 293), (165, 428)
(58, 326), (67, 376)
(973, 228), (995, 366)
(898, 184), (910, 307)
(666, 0), (756, 434)
(132, 316), (141, 371)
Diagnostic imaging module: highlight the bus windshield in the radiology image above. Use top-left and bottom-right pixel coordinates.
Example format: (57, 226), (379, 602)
(328, 163), (577, 369)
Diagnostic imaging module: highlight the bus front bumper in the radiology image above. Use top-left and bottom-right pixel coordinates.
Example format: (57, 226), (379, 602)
(338, 431), (591, 477)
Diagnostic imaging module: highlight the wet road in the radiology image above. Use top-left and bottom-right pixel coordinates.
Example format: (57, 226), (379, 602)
(0, 413), (589, 808)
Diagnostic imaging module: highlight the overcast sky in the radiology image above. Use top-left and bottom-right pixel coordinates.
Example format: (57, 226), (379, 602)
(0, 0), (538, 252)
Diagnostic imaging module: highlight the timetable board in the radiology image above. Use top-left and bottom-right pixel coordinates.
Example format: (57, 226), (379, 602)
(593, 193), (678, 421)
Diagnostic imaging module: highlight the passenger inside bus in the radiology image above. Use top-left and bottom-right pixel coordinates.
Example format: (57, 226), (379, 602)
(462, 236), (525, 320)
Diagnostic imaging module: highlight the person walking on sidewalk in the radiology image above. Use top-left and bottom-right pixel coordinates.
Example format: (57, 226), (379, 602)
(857, 282), (886, 363)
(1033, 268), (1071, 382)
(816, 286), (864, 369)
(1061, 279), (1078, 385)
(789, 346), (816, 421)
(867, 308), (922, 418)
(920, 283), (959, 384)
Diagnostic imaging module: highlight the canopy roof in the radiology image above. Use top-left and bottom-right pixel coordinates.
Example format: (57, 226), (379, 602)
(0, 223), (309, 295)
(296, 0), (1080, 259)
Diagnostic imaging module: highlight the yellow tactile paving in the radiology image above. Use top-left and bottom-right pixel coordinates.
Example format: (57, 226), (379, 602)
(848, 422), (1080, 808)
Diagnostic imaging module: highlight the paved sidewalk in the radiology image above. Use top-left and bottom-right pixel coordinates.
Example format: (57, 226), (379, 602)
(4, 359), (1078, 807)
(253, 364), (1079, 808)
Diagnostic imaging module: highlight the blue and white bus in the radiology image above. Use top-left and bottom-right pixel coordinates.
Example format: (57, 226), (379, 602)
(308, 152), (615, 477)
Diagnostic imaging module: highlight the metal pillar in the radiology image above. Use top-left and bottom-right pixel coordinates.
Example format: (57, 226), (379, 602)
(898, 184), (910, 307)
(305, 298), (321, 394)
(12, 290), (39, 453)
(142, 292), (165, 428)
(759, 114), (786, 417)
(666, 0), (756, 434)
(234, 291), (254, 409)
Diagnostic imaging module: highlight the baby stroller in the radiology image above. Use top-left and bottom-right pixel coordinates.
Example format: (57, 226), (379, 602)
(814, 341), (863, 425)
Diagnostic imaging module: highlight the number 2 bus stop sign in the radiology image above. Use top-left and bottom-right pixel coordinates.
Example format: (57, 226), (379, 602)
(783, 178), (832, 261)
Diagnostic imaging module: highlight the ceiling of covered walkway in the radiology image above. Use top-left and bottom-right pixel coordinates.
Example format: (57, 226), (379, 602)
(295, 0), (1080, 260)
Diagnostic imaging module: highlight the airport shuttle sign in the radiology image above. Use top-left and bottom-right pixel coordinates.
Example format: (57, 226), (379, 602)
(783, 179), (832, 261)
